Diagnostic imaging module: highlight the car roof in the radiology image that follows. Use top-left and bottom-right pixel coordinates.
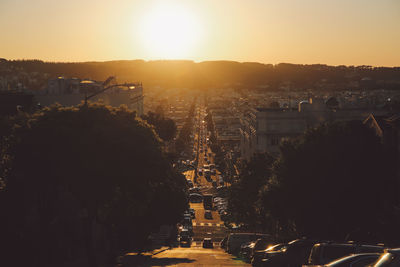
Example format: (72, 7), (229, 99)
(387, 248), (400, 254)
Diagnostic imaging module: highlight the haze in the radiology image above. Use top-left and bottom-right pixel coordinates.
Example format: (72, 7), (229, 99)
(0, 0), (399, 66)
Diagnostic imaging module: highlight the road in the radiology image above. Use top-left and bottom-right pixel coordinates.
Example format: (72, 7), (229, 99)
(166, 104), (249, 266)
(151, 246), (249, 267)
(121, 104), (250, 266)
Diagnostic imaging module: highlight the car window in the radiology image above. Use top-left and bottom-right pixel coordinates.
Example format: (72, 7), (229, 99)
(310, 245), (322, 264)
(352, 256), (380, 267)
(323, 246), (355, 263)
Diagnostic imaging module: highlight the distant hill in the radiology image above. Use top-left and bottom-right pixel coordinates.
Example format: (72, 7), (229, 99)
(3, 59), (400, 91)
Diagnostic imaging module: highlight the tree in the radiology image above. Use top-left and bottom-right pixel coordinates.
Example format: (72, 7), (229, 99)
(141, 111), (177, 142)
(227, 153), (274, 227)
(0, 104), (187, 267)
(259, 121), (397, 243)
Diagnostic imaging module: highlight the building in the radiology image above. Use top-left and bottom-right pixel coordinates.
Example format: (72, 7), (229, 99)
(240, 97), (389, 160)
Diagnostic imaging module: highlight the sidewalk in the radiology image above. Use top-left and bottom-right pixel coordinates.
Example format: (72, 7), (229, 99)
(120, 246), (171, 266)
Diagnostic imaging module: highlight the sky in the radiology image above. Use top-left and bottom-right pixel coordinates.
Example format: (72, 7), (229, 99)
(0, 0), (399, 66)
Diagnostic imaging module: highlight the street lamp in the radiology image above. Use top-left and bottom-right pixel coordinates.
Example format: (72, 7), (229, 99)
(82, 77), (139, 106)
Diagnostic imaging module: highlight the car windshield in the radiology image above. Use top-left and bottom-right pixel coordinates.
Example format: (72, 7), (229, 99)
(266, 244), (286, 252)
(374, 253), (396, 267)
(255, 239), (271, 250)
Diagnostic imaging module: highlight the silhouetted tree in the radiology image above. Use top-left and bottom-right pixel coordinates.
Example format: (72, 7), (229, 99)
(227, 153), (274, 227)
(259, 121), (397, 243)
(0, 104), (187, 267)
(141, 111), (177, 142)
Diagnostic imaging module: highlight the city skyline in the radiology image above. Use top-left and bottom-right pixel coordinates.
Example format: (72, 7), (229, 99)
(0, 0), (399, 66)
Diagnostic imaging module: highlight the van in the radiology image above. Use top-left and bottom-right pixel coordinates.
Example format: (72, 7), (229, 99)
(227, 233), (271, 255)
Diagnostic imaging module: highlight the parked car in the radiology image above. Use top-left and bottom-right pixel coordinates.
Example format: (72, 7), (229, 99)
(203, 238), (214, 248)
(308, 242), (386, 266)
(249, 238), (275, 264)
(325, 253), (381, 267)
(179, 229), (192, 247)
(220, 236), (228, 251)
(371, 248), (400, 266)
(189, 208), (195, 219)
(252, 243), (287, 267)
(186, 179), (193, 188)
(227, 233), (271, 255)
(260, 238), (317, 267)
(189, 193), (203, 203)
(204, 210), (213, 219)
(240, 241), (256, 262)
(189, 187), (200, 194)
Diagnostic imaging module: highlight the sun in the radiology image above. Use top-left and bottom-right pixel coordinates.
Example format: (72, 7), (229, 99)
(139, 3), (202, 59)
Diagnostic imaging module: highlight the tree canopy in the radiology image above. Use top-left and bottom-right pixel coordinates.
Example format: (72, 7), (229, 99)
(227, 153), (274, 227)
(141, 111), (177, 142)
(0, 104), (188, 267)
(259, 121), (397, 243)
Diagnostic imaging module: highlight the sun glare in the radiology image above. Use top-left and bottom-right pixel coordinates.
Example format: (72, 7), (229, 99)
(139, 4), (202, 59)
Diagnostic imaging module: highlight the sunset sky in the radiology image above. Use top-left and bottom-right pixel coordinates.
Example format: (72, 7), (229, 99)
(0, 0), (399, 66)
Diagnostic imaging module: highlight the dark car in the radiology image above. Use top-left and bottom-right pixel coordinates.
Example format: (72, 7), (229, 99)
(326, 253), (381, 267)
(308, 242), (386, 266)
(249, 238), (274, 264)
(372, 248), (400, 267)
(189, 208), (195, 219)
(220, 236), (228, 251)
(204, 210), (213, 219)
(260, 239), (317, 267)
(240, 241), (256, 262)
(252, 243), (287, 267)
(203, 238), (214, 248)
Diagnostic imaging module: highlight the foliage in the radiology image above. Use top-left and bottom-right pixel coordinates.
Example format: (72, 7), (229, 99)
(0, 104), (188, 267)
(227, 153), (274, 226)
(259, 121), (397, 243)
(141, 111), (177, 142)
(4, 59), (400, 91)
(175, 101), (196, 154)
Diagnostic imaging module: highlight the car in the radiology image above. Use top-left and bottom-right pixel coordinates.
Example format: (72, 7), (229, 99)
(179, 229), (192, 247)
(186, 179), (193, 188)
(249, 238), (274, 263)
(203, 238), (214, 248)
(189, 208), (195, 219)
(240, 241), (256, 262)
(189, 193), (203, 203)
(252, 243), (287, 267)
(325, 253), (381, 267)
(259, 238), (317, 267)
(204, 210), (213, 219)
(211, 169), (216, 175)
(212, 181), (217, 187)
(371, 248), (400, 266)
(227, 233), (271, 255)
(308, 242), (386, 266)
(220, 236), (228, 251)
(189, 187), (200, 194)
(198, 169), (203, 176)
